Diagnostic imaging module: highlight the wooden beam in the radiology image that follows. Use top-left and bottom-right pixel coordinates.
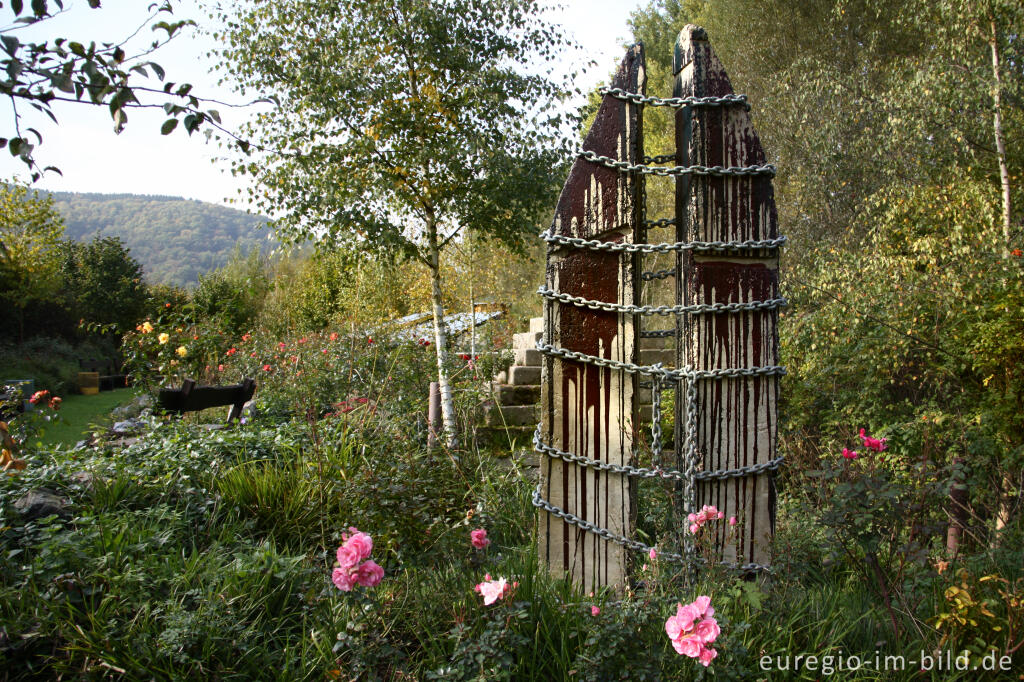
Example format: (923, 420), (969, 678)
(674, 25), (780, 567)
(539, 44), (644, 591)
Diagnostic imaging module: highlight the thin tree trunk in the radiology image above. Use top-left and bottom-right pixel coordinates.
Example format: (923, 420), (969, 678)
(990, 17), (1012, 258)
(990, 16), (1015, 533)
(426, 216), (457, 448)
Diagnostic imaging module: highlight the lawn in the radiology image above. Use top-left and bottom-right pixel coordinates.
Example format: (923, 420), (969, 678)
(38, 387), (137, 448)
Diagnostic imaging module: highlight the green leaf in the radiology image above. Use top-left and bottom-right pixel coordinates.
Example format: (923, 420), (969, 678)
(160, 118), (178, 135)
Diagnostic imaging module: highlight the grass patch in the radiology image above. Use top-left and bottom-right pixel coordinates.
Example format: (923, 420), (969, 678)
(39, 387), (137, 448)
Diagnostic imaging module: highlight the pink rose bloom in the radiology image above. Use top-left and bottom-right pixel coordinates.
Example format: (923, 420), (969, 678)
(671, 634), (704, 658)
(355, 560), (384, 587)
(649, 547), (657, 561)
(692, 595), (714, 618)
(717, 511), (725, 520)
(694, 616), (721, 643)
(470, 528), (490, 550)
(343, 529), (373, 561)
(337, 544), (360, 570)
(687, 512), (697, 523)
(332, 567), (357, 592)
(698, 646), (718, 667)
(842, 447), (859, 459)
(728, 516), (737, 526)
(591, 606), (600, 616)
(689, 523), (700, 534)
(676, 602), (702, 631)
(475, 576), (510, 605)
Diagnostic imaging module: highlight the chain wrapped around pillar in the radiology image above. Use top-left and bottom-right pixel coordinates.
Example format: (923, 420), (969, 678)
(674, 25), (782, 569)
(538, 45), (644, 592)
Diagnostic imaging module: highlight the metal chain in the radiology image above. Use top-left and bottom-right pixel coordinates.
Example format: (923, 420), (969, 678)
(532, 425), (783, 483)
(538, 286), (787, 317)
(580, 150), (776, 178)
(542, 231), (787, 254)
(644, 153), (677, 165)
(536, 340), (787, 383)
(682, 376), (699, 560)
(643, 218), (676, 229)
(532, 485), (772, 573)
(641, 267), (676, 281)
(600, 86), (751, 111)
(651, 371), (664, 464)
(640, 330), (676, 339)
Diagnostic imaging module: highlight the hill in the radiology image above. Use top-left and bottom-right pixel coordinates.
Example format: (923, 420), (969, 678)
(50, 192), (272, 287)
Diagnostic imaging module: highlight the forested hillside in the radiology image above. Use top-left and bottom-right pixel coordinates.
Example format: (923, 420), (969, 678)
(50, 192), (271, 287)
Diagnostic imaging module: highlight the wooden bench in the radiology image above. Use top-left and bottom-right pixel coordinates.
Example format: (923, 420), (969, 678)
(157, 378), (257, 423)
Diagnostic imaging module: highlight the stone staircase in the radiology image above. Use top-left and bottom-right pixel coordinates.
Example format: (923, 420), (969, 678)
(483, 317), (676, 451)
(485, 317), (543, 448)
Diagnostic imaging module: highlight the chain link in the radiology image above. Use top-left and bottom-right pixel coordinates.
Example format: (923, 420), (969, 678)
(532, 425), (783, 483)
(580, 150), (776, 178)
(651, 371), (664, 464)
(640, 330), (676, 339)
(538, 286), (787, 317)
(532, 485), (772, 573)
(600, 86), (751, 111)
(542, 231), (787, 254)
(643, 218), (676, 229)
(644, 153), (677, 165)
(536, 340), (786, 383)
(641, 267), (676, 281)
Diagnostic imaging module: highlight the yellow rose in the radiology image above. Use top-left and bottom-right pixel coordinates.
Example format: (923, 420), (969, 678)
(141, 321), (154, 334)
(176, 346), (188, 357)
(158, 333), (170, 344)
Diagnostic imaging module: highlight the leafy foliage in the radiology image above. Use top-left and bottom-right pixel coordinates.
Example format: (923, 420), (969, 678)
(0, 1), (224, 178)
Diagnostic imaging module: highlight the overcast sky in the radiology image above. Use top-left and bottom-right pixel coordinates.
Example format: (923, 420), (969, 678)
(0, 0), (647, 208)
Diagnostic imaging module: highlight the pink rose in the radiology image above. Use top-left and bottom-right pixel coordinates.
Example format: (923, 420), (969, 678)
(671, 634), (704, 658)
(694, 616), (721, 643)
(648, 547), (657, 561)
(692, 595), (713, 618)
(343, 529), (373, 561)
(689, 523), (700, 534)
(337, 544), (360, 570)
(470, 528), (490, 550)
(698, 645), (718, 666)
(355, 560), (384, 587)
(475, 576), (510, 605)
(332, 567), (357, 592)
(591, 606), (600, 616)
(842, 447), (859, 460)
(728, 516), (737, 526)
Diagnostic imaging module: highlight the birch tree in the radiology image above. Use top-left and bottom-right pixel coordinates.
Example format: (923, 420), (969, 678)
(213, 0), (572, 445)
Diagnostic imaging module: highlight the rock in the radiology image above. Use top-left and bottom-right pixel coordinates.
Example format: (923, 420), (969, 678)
(111, 418), (144, 435)
(14, 489), (69, 520)
(69, 471), (98, 490)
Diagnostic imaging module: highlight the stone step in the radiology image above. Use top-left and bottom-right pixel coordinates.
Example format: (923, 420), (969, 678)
(529, 317), (544, 335)
(509, 365), (541, 386)
(477, 425), (536, 451)
(513, 331), (542, 351)
(486, 403), (539, 427)
(640, 348), (675, 366)
(493, 384), (541, 406)
(513, 347), (542, 367)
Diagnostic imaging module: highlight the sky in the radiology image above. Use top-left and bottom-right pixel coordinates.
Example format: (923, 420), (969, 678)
(0, 0), (648, 208)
